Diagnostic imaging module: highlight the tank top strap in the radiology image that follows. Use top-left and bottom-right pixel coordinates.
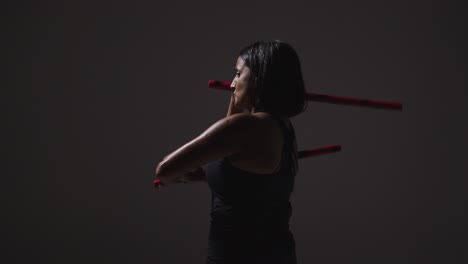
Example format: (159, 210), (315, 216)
(269, 114), (293, 174)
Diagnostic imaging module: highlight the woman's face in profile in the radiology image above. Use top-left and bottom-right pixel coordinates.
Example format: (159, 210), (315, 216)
(231, 57), (255, 110)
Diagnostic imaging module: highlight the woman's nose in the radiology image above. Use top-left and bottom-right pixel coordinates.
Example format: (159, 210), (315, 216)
(230, 78), (236, 91)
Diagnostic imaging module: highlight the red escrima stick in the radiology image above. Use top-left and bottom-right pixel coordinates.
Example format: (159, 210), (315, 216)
(298, 144), (341, 158)
(208, 80), (403, 111)
(154, 144), (342, 188)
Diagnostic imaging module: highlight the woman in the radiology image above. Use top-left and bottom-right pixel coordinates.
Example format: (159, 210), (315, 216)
(156, 40), (308, 264)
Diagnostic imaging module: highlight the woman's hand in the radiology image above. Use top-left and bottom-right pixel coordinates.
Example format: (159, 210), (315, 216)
(226, 91), (245, 117)
(154, 167), (206, 189)
(175, 167), (207, 184)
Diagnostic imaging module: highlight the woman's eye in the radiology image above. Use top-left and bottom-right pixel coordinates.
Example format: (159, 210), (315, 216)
(236, 72), (240, 77)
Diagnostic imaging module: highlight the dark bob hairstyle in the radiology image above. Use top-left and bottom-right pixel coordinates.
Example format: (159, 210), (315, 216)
(239, 40), (308, 118)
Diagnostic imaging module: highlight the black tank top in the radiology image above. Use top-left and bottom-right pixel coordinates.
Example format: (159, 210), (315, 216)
(204, 113), (298, 263)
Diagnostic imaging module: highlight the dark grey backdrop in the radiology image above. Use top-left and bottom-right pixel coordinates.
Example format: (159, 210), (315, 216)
(6, 0), (467, 263)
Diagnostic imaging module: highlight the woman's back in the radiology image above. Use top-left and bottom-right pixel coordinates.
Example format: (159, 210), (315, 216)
(226, 112), (290, 174)
(204, 113), (298, 264)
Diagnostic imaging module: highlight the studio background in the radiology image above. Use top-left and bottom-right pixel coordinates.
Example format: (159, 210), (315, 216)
(6, 0), (466, 263)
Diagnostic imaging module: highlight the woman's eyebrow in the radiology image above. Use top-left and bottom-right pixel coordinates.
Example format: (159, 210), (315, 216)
(234, 67), (241, 72)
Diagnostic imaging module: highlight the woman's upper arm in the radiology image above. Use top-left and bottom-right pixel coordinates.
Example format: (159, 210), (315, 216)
(156, 113), (261, 180)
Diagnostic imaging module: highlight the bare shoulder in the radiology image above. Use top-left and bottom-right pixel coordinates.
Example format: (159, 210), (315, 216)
(231, 112), (282, 137)
(225, 112), (284, 174)
(228, 113), (276, 141)
(211, 112), (283, 147)
(199, 113), (259, 137)
(252, 112), (284, 133)
(196, 113), (267, 153)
